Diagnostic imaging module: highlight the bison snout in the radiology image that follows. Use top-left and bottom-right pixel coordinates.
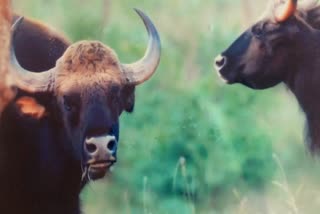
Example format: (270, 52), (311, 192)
(85, 135), (117, 161)
(214, 54), (227, 71)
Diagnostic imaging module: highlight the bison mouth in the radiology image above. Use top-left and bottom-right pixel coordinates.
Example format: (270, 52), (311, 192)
(88, 160), (116, 180)
(216, 63), (246, 84)
(82, 159), (116, 181)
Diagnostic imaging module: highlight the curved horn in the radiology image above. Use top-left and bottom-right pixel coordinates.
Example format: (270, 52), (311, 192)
(274, 0), (298, 22)
(9, 17), (55, 93)
(122, 9), (161, 85)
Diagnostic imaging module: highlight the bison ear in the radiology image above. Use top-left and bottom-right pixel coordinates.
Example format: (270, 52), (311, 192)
(15, 96), (47, 119)
(122, 86), (135, 113)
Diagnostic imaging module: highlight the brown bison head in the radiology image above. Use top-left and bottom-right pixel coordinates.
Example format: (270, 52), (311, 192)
(9, 9), (161, 180)
(214, 0), (319, 89)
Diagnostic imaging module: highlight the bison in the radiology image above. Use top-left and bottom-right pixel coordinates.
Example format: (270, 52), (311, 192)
(0, 9), (161, 214)
(214, 0), (320, 152)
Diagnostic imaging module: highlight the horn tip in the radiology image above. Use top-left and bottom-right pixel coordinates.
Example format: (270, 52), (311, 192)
(133, 8), (148, 20)
(133, 8), (141, 14)
(11, 16), (24, 32)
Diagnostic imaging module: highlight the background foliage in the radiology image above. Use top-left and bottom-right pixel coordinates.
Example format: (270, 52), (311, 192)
(14, 0), (320, 213)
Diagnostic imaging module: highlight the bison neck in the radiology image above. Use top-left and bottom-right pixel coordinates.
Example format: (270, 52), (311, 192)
(0, 99), (82, 214)
(285, 56), (320, 152)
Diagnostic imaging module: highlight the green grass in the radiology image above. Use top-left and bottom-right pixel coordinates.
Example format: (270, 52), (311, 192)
(13, 0), (320, 213)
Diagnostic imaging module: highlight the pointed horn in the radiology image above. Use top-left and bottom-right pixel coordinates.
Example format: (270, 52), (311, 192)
(122, 9), (161, 85)
(274, 0), (298, 22)
(10, 17), (55, 93)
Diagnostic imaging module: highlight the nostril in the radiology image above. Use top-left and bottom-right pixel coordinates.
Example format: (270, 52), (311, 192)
(107, 140), (117, 152)
(86, 143), (97, 154)
(216, 58), (225, 67)
(215, 55), (227, 69)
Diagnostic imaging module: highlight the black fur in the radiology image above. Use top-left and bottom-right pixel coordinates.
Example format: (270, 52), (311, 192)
(0, 94), (82, 214)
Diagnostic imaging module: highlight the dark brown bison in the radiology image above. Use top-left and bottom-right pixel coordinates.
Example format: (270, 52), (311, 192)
(214, 0), (320, 152)
(1, 9), (161, 214)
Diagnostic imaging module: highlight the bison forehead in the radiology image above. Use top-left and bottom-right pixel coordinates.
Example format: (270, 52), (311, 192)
(56, 72), (123, 96)
(58, 41), (122, 75)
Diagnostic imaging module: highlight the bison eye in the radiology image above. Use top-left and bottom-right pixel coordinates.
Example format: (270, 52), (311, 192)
(63, 94), (80, 113)
(64, 100), (72, 111)
(63, 96), (74, 112)
(65, 103), (72, 111)
(252, 25), (264, 38)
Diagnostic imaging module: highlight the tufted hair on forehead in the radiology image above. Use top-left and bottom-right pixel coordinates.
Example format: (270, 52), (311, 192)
(57, 41), (122, 75)
(54, 41), (126, 92)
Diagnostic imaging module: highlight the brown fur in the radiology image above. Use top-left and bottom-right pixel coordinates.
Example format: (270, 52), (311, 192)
(51, 41), (135, 146)
(0, 11), (139, 214)
(55, 41), (127, 108)
(58, 41), (122, 77)
(0, 0), (14, 113)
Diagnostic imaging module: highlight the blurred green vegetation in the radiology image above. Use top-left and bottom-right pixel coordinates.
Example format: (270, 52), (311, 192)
(13, 0), (320, 213)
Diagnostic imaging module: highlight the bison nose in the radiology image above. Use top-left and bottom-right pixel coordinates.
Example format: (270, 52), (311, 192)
(84, 135), (117, 159)
(214, 54), (227, 71)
